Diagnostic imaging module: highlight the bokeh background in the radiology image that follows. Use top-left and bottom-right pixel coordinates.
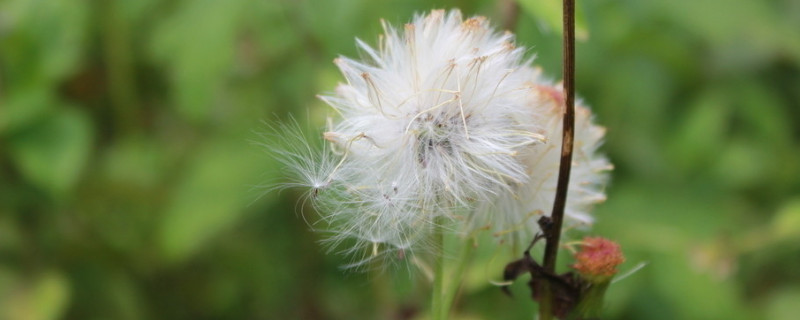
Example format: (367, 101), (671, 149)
(1, 0), (799, 319)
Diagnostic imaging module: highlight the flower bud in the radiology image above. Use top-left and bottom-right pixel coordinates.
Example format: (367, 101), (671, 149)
(572, 237), (625, 283)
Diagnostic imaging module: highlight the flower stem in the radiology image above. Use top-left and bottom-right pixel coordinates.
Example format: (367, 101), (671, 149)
(574, 281), (610, 319)
(441, 236), (475, 317)
(541, 0), (576, 318)
(500, 0), (521, 31)
(431, 216), (446, 320)
(431, 216), (475, 320)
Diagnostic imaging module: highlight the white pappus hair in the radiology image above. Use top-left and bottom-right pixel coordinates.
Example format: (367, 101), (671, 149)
(273, 9), (611, 268)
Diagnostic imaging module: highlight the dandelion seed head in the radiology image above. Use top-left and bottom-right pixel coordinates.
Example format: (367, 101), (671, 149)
(471, 84), (612, 245)
(271, 9), (611, 268)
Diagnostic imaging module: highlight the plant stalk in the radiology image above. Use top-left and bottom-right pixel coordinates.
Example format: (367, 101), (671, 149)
(431, 216), (446, 320)
(540, 0), (576, 318)
(500, 0), (521, 31)
(440, 236), (475, 318)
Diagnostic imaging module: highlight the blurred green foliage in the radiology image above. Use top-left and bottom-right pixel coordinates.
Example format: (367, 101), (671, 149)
(1, 0), (799, 319)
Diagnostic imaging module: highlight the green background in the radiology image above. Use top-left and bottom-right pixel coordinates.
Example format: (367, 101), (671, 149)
(1, 0), (799, 319)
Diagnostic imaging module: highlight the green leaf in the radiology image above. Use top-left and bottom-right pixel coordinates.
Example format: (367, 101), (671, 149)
(8, 108), (93, 196)
(771, 199), (800, 242)
(158, 138), (273, 263)
(0, 88), (53, 135)
(668, 88), (729, 172)
(765, 288), (800, 320)
(0, 0), (88, 135)
(652, 253), (751, 320)
(149, 0), (247, 122)
(0, 0), (88, 83)
(517, 0), (589, 40)
(711, 139), (766, 189)
(646, 0), (788, 70)
(0, 214), (23, 252)
(0, 271), (70, 320)
(101, 137), (164, 188)
(733, 81), (792, 148)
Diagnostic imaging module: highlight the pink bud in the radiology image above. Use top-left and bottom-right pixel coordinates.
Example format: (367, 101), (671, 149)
(572, 237), (625, 282)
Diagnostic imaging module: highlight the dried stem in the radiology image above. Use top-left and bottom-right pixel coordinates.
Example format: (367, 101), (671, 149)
(543, 0), (576, 278)
(538, 1), (575, 318)
(500, 0), (521, 31)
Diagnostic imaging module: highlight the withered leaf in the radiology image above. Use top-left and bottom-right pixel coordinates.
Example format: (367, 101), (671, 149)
(501, 233), (587, 319)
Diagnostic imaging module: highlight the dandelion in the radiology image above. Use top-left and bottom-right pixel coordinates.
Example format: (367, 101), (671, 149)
(305, 9), (548, 265)
(274, 9), (610, 268)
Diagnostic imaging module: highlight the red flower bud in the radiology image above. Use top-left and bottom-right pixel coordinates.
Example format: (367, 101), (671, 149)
(572, 237), (625, 283)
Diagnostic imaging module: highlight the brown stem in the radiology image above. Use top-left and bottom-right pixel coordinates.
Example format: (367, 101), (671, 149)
(539, 2), (575, 318)
(500, 0), (521, 31)
(542, 0), (575, 276)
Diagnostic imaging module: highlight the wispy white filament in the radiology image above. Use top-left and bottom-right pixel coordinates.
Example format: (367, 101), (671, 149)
(274, 10), (611, 267)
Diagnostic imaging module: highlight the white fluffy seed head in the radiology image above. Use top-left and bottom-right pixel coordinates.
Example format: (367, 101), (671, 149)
(470, 84), (612, 245)
(274, 9), (611, 268)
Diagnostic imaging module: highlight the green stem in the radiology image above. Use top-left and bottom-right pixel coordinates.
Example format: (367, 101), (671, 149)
(572, 282), (609, 320)
(440, 236), (475, 317)
(371, 260), (394, 319)
(431, 216), (446, 320)
(99, 0), (140, 135)
(540, 284), (555, 320)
